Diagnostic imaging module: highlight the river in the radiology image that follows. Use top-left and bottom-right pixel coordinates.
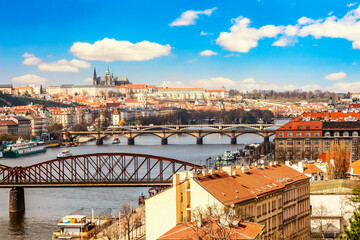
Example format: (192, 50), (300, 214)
(0, 133), (269, 239)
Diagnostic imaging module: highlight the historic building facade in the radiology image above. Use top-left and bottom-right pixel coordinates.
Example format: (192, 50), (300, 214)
(93, 66), (130, 86)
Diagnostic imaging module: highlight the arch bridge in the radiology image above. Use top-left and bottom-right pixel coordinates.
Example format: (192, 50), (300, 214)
(66, 124), (278, 145)
(0, 153), (202, 212)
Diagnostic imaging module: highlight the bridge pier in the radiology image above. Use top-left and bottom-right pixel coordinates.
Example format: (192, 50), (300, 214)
(231, 137), (237, 145)
(9, 187), (25, 213)
(96, 138), (103, 145)
(196, 137), (203, 145)
(128, 138), (135, 145)
(161, 138), (168, 145)
(263, 136), (270, 154)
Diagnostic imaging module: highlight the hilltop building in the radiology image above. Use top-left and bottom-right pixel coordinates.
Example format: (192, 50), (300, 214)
(93, 66), (130, 86)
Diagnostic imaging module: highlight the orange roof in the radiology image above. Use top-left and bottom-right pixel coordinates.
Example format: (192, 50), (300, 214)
(304, 164), (323, 174)
(113, 108), (119, 115)
(158, 219), (264, 239)
(351, 159), (360, 175)
(125, 98), (141, 103)
(158, 88), (204, 91)
(0, 120), (17, 126)
(205, 90), (229, 92)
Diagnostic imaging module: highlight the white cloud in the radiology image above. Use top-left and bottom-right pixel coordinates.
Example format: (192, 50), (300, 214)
(325, 81), (360, 92)
(84, 77), (93, 83)
(199, 50), (217, 56)
(190, 77), (237, 88)
(216, 17), (283, 53)
(348, 2), (357, 7)
(70, 59), (91, 69)
(163, 81), (186, 88)
(297, 17), (318, 25)
(22, 53), (41, 65)
(200, 31), (213, 36)
(170, 7), (217, 27)
(324, 72), (347, 80)
(224, 53), (240, 57)
(11, 74), (47, 85)
(70, 38), (171, 62)
(38, 59), (90, 72)
(239, 78), (256, 84)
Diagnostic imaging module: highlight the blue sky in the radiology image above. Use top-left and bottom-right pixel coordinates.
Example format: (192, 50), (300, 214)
(1, 0), (360, 92)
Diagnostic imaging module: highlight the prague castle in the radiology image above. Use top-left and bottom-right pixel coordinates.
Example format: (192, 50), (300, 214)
(93, 66), (130, 86)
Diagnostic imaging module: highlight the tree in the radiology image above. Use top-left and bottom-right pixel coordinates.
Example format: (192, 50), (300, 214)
(312, 204), (334, 239)
(120, 202), (144, 240)
(47, 123), (63, 140)
(326, 141), (350, 179)
(341, 206), (360, 239)
(186, 204), (237, 240)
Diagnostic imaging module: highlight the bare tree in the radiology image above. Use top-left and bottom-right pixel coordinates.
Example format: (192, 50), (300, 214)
(312, 204), (334, 239)
(185, 204), (238, 240)
(120, 202), (144, 240)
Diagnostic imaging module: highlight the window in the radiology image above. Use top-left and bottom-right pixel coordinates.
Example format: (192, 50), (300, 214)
(314, 132), (320, 137)
(306, 125), (310, 130)
(315, 147), (319, 152)
(305, 132), (311, 137)
(325, 140), (330, 145)
(314, 140), (319, 145)
(353, 132), (359, 137)
(325, 132), (330, 137)
(344, 131), (349, 137)
(288, 132), (293, 137)
(305, 140), (311, 145)
(287, 140), (293, 145)
(279, 140), (284, 145)
(305, 147), (311, 151)
(297, 140), (301, 144)
(334, 131), (340, 137)
(279, 132), (284, 137)
(297, 147), (302, 152)
(296, 132), (302, 137)
(297, 126), (301, 129)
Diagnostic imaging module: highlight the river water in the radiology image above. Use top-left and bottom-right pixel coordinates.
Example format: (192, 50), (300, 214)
(0, 133), (268, 240)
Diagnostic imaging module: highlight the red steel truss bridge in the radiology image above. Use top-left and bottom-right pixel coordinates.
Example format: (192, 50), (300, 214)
(0, 153), (202, 188)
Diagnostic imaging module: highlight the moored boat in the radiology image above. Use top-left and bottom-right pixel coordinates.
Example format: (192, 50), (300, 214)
(2, 138), (46, 158)
(112, 137), (120, 144)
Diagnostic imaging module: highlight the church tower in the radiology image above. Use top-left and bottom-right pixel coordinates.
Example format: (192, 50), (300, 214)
(105, 65), (111, 85)
(93, 68), (97, 85)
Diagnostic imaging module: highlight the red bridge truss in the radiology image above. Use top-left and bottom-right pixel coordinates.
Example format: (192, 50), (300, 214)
(0, 153), (202, 187)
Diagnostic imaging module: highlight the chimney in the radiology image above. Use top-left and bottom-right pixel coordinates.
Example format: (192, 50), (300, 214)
(173, 173), (180, 186)
(222, 166), (232, 176)
(298, 161), (304, 173)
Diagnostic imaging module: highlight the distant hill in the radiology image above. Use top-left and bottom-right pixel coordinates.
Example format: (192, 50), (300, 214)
(0, 94), (72, 107)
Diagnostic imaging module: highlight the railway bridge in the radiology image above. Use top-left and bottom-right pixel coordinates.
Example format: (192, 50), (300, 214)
(65, 123), (278, 145)
(0, 153), (201, 212)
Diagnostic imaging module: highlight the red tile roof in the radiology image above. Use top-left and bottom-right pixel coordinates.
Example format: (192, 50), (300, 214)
(158, 219), (264, 240)
(0, 120), (17, 126)
(304, 164), (323, 174)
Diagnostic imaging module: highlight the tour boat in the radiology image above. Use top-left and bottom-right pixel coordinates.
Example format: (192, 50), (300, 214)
(53, 215), (112, 240)
(57, 149), (73, 159)
(112, 137), (120, 144)
(2, 138), (46, 158)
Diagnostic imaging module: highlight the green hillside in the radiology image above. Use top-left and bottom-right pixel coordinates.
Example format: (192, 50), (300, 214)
(0, 94), (72, 107)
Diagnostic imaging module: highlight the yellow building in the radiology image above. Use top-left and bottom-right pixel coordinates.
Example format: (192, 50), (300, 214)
(146, 164), (311, 240)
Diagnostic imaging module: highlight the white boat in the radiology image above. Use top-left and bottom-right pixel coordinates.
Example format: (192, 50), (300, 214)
(57, 150), (73, 159)
(112, 137), (120, 144)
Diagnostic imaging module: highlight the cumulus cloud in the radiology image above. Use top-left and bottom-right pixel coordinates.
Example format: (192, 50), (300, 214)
(70, 38), (171, 62)
(199, 50), (217, 56)
(22, 53), (41, 65)
(324, 72), (347, 80)
(11, 74), (47, 85)
(38, 59), (90, 72)
(216, 6), (360, 52)
(170, 7), (217, 27)
(216, 17), (283, 53)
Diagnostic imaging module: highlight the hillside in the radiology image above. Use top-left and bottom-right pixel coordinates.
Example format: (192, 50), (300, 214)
(0, 94), (72, 107)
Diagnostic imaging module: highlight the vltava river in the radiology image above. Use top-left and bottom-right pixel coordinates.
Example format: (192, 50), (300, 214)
(0, 133), (266, 239)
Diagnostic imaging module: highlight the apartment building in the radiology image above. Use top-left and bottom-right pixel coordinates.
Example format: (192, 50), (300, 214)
(146, 164), (310, 240)
(275, 119), (360, 161)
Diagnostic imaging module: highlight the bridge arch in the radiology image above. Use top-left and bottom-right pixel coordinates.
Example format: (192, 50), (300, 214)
(0, 153), (202, 187)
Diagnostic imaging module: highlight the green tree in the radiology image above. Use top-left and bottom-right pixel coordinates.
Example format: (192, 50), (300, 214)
(341, 207), (360, 239)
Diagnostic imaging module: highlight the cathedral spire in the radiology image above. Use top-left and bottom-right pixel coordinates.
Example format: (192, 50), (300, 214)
(93, 67), (97, 85)
(106, 65), (110, 75)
